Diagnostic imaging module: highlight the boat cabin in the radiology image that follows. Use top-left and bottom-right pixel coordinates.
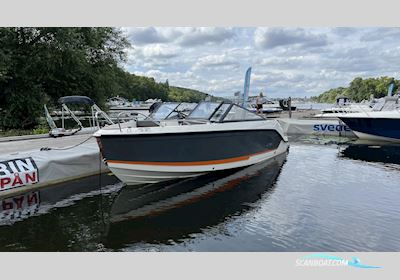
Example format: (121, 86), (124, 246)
(336, 96), (352, 106)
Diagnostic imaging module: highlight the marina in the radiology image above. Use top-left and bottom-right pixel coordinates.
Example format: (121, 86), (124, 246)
(1, 138), (399, 251)
(0, 98), (399, 251)
(1, 96), (398, 199)
(1, 27), (400, 257)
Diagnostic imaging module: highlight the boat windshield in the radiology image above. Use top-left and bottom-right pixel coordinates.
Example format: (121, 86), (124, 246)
(381, 98), (399, 111)
(149, 102), (180, 120)
(222, 104), (263, 121)
(188, 102), (222, 119)
(167, 103), (197, 119)
(188, 102), (263, 122)
(372, 97), (399, 111)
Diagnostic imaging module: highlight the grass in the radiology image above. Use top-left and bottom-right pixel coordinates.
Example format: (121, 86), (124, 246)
(0, 121), (50, 138)
(0, 127), (49, 137)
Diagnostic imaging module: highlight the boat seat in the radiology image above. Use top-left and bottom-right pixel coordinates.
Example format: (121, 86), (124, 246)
(136, 120), (159, 127)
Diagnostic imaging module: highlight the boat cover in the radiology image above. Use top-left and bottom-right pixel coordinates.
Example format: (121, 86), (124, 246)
(58, 96), (95, 105)
(0, 142), (107, 198)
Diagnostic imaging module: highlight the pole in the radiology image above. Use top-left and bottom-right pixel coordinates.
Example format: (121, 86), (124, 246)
(288, 97), (292, 118)
(61, 106), (65, 129)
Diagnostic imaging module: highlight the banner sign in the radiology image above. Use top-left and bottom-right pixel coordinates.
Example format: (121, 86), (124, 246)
(0, 157), (39, 191)
(388, 83), (394, 96)
(242, 67), (252, 106)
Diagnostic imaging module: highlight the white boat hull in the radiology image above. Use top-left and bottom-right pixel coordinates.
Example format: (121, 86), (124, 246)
(107, 141), (289, 185)
(352, 131), (400, 143)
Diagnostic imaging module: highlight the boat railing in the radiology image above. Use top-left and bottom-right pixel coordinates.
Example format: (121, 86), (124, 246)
(94, 111), (117, 128)
(92, 104), (114, 127)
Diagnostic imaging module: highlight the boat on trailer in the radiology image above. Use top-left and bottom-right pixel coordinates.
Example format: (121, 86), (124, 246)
(94, 101), (289, 185)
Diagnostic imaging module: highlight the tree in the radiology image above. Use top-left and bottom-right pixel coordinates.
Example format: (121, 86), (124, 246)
(313, 76), (400, 103)
(0, 27), (129, 129)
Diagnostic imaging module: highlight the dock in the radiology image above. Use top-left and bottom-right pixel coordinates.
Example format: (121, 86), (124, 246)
(0, 133), (106, 199)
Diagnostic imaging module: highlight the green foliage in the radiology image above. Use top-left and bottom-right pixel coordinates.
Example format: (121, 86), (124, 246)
(167, 86), (226, 102)
(311, 87), (346, 103)
(168, 86), (208, 102)
(121, 74), (169, 101)
(0, 27), (129, 129)
(313, 76), (400, 103)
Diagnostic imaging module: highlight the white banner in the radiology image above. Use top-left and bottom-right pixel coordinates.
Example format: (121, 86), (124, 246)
(0, 158), (39, 191)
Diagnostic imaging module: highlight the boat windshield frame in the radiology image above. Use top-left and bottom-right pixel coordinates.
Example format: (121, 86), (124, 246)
(187, 101), (224, 120)
(187, 101), (265, 123)
(148, 102), (182, 120)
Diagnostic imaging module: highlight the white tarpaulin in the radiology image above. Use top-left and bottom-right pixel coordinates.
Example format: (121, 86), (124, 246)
(277, 118), (356, 138)
(0, 141), (107, 197)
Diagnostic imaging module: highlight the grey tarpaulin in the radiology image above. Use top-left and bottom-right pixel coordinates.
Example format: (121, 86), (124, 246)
(0, 142), (108, 198)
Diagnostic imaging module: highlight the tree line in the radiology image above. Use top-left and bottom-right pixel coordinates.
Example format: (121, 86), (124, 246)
(0, 27), (209, 130)
(312, 76), (400, 103)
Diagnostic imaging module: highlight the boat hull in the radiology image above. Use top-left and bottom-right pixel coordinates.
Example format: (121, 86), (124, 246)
(97, 129), (288, 185)
(338, 117), (400, 142)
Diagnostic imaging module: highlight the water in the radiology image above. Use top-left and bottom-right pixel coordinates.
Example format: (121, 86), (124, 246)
(1, 138), (400, 251)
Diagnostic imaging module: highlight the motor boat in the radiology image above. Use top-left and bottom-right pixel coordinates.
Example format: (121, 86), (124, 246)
(246, 103), (283, 114)
(338, 110), (400, 142)
(45, 96), (114, 137)
(246, 96), (284, 114)
(106, 96), (162, 115)
(94, 101), (289, 185)
(106, 96), (131, 108)
(315, 96), (374, 118)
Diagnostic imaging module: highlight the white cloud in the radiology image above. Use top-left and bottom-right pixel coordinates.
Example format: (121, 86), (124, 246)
(123, 27), (400, 98)
(254, 27), (328, 49)
(193, 54), (240, 70)
(177, 27), (235, 46)
(360, 27), (400, 42)
(141, 44), (180, 58)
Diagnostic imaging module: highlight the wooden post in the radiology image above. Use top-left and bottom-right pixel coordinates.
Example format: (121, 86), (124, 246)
(288, 97), (292, 118)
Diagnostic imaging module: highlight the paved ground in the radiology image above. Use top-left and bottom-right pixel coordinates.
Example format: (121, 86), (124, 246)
(265, 109), (319, 119)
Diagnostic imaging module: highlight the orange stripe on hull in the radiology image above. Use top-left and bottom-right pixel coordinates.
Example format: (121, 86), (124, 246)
(107, 149), (273, 166)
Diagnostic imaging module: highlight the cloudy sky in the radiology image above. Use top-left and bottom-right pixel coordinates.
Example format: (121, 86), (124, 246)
(122, 27), (400, 98)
